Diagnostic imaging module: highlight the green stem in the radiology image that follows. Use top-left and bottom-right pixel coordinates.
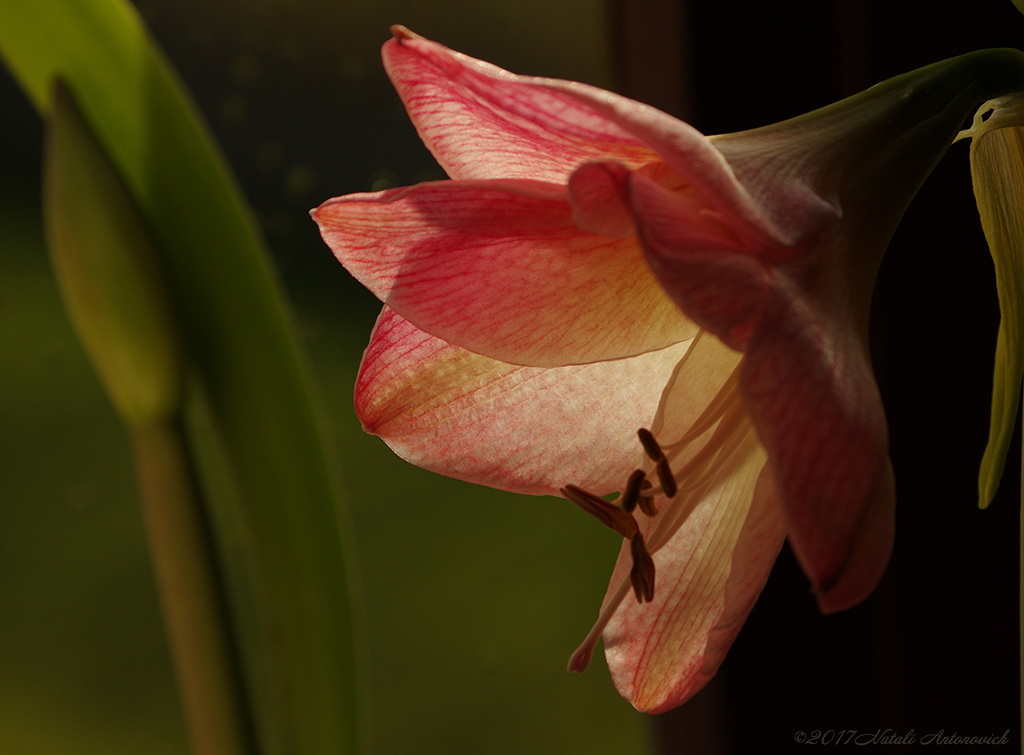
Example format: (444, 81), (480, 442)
(131, 418), (258, 755)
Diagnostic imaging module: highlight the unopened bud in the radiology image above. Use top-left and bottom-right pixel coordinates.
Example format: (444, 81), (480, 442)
(43, 80), (181, 426)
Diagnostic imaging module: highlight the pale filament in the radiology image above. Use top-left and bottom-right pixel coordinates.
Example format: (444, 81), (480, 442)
(636, 365), (744, 499)
(660, 363), (742, 461)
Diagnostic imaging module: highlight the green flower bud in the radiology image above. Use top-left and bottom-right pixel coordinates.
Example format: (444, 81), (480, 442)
(43, 80), (181, 425)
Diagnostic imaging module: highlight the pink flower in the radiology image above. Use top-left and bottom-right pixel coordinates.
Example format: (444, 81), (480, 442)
(313, 29), (1020, 712)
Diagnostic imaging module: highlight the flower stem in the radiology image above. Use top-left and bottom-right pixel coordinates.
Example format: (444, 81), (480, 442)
(131, 418), (258, 755)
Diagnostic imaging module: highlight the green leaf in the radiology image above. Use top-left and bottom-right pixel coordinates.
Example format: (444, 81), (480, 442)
(971, 122), (1024, 509)
(0, 2), (361, 753)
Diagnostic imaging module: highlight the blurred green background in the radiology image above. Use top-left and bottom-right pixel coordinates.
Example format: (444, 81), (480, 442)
(0, 0), (653, 752)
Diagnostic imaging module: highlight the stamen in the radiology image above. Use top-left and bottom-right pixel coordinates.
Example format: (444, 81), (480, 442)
(561, 485), (638, 539)
(637, 491), (658, 517)
(619, 469), (648, 513)
(667, 399), (748, 497)
(566, 367), (755, 676)
(629, 533), (655, 603)
(562, 484), (656, 605)
(637, 427), (665, 461)
(646, 411), (755, 555)
(655, 457), (677, 498)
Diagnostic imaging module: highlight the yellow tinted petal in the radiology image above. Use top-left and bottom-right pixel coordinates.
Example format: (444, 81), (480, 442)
(971, 124), (1024, 507)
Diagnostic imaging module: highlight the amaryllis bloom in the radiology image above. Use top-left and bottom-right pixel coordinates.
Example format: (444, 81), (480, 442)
(313, 28), (1024, 712)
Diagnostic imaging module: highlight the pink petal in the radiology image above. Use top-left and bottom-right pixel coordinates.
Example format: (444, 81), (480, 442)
(602, 429), (786, 713)
(625, 170), (773, 351)
(383, 29), (661, 182)
(739, 282), (894, 613)
(385, 29), (831, 251)
(536, 84), (831, 252)
(567, 161), (636, 238)
(313, 179), (694, 367)
(355, 307), (696, 496)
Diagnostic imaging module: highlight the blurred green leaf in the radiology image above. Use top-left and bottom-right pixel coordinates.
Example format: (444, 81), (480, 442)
(0, 2), (361, 754)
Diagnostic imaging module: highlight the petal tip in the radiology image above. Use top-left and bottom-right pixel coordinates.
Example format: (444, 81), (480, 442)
(390, 25), (419, 41)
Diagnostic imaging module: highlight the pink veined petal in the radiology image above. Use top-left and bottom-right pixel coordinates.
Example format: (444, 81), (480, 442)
(710, 130), (844, 257)
(602, 426), (786, 713)
(739, 278), (894, 613)
(385, 29), (829, 251)
(356, 307), (696, 497)
(383, 29), (661, 182)
(811, 456), (894, 614)
(313, 178), (695, 367)
(626, 170), (773, 351)
(567, 161), (637, 238)
(532, 83), (807, 252)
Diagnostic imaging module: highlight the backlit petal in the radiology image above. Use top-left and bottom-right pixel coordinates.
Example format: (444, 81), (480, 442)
(567, 161), (636, 238)
(355, 308), (696, 496)
(383, 29), (660, 182)
(313, 179), (694, 367)
(386, 30), (810, 252)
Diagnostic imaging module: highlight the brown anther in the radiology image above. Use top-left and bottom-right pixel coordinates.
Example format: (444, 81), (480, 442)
(562, 485), (639, 539)
(637, 493), (659, 518)
(637, 428), (665, 461)
(620, 470), (648, 513)
(629, 533), (656, 603)
(655, 457), (678, 498)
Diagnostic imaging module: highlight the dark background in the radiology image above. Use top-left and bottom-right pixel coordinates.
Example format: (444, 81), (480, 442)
(659, 1), (1022, 752)
(0, 1), (1019, 753)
